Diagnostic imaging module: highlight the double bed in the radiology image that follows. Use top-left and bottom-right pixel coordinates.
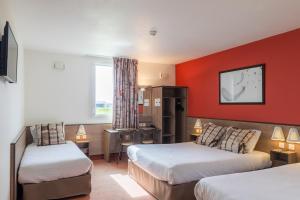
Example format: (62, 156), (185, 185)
(194, 163), (300, 200)
(127, 142), (271, 200)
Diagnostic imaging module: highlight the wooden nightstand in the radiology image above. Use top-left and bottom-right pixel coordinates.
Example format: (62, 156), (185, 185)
(270, 149), (297, 167)
(76, 140), (90, 156)
(190, 133), (201, 141)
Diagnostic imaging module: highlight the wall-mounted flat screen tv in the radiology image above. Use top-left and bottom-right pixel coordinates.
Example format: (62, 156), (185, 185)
(0, 22), (18, 83)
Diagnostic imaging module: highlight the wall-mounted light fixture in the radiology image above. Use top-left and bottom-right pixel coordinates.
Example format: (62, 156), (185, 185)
(53, 61), (66, 71)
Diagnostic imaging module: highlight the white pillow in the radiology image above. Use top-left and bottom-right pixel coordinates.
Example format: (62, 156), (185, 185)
(245, 130), (261, 153)
(30, 126), (38, 144)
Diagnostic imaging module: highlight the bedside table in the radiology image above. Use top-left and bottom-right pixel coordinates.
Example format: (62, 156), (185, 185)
(190, 133), (201, 141)
(76, 140), (90, 156)
(270, 149), (297, 167)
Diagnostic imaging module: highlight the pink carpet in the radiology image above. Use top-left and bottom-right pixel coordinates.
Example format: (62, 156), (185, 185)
(69, 158), (156, 200)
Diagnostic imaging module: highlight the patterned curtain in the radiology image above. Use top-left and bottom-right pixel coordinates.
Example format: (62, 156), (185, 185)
(112, 57), (138, 129)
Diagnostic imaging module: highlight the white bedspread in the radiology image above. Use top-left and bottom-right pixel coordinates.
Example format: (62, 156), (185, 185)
(18, 141), (93, 184)
(195, 163), (300, 200)
(127, 142), (271, 185)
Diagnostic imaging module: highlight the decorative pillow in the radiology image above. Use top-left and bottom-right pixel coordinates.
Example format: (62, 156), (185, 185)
(29, 125), (38, 144)
(41, 124), (50, 145)
(196, 122), (227, 147)
(29, 124), (42, 145)
(220, 127), (256, 154)
(30, 122), (65, 146)
(49, 123), (65, 145)
(244, 130), (261, 153)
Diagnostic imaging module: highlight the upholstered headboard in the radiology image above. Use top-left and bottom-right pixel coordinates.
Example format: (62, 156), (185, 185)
(187, 117), (300, 160)
(10, 127), (32, 200)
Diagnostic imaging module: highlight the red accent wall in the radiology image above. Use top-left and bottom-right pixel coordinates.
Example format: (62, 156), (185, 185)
(176, 28), (300, 125)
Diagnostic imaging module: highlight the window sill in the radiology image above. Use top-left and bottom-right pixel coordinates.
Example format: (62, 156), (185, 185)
(93, 115), (112, 124)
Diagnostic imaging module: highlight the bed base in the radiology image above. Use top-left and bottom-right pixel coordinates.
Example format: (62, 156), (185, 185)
(22, 172), (91, 200)
(128, 160), (197, 200)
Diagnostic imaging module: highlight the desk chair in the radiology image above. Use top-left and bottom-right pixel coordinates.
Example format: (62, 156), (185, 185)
(140, 127), (158, 144)
(117, 129), (136, 163)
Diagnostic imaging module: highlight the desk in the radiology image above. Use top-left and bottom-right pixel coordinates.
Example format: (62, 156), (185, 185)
(103, 128), (159, 162)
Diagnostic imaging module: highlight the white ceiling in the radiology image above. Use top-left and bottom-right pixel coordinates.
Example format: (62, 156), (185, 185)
(16, 0), (300, 64)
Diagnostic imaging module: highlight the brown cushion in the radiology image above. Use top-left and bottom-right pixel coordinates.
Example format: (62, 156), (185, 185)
(220, 127), (256, 154)
(196, 122), (226, 147)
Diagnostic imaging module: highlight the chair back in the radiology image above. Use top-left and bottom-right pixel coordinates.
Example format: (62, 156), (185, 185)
(118, 129), (135, 144)
(140, 127), (159, 144)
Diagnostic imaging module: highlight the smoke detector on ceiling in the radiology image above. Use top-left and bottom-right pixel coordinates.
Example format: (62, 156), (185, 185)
(149, 28), (158, 36)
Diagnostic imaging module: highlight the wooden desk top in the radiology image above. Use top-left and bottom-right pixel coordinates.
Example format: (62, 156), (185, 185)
(105, 129), (119, 133)
(105, 128), (157, 133)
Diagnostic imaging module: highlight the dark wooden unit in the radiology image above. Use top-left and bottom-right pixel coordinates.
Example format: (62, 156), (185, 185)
(76, 140), (90, 156)
(270, 149), (297, 167)
(151, 86), (187, 144)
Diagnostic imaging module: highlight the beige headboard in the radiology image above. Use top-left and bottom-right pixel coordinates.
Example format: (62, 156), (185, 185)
(10, 127), (31, 200)
(187, 117), (300, 160)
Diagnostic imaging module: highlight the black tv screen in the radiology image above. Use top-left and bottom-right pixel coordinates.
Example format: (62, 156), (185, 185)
(0, 22), (18, 83)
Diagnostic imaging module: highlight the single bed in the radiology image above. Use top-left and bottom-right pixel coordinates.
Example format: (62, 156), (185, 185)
(11, 127), (93, 200)
(18, 140), (93, 200)
(194, 163), (300, 200)
(127, 142), (271, 200)
(19, 141), (92, 184)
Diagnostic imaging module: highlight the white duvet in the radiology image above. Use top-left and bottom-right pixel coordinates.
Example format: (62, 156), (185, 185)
(195, 163), (300, 200)
(127, 142), (271, 185)
(18, 141), (93, 184)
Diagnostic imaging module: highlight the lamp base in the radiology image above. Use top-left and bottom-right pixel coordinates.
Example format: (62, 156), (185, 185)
(278, 142), (285, 149)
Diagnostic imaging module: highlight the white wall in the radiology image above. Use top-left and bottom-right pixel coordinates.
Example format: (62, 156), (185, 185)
(24, 50), (175, 125)
(24, 50), (112, 125)
(0, 0), (25, 199)
(138, 62), (175, 86)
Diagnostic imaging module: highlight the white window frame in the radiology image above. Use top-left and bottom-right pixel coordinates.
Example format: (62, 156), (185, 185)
(92, 63), (113, 123)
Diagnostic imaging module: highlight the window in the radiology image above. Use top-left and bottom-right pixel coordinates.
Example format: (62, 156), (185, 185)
(94, 65), (113, 119)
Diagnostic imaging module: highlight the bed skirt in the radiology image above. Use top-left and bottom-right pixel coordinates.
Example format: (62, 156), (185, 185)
(22, 172), (91, 200)
(128, 160), (197, 200)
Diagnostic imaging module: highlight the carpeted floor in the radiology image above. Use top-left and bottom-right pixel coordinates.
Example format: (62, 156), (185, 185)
(69, 157), (156, 200)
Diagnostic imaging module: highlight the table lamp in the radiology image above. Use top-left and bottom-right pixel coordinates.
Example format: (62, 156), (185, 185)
(271, 126), (285, 150)
(286, 128), (300, 143)
(76, 125), (87, 141)
(194, 119), (202, 135)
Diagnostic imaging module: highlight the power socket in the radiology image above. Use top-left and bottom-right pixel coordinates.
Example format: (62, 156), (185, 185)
(288, 144), (295, 151)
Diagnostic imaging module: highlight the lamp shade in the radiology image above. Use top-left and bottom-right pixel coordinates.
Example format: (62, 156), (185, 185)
(271, 126), (285, 141)
(77, 125), (87, 136)
(194, 119), (202, 134)
(286, 128), (300, 143)
(194, 119), (202, 129)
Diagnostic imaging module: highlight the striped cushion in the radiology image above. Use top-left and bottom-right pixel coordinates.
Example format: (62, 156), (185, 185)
(41, 124), (50, 145)
(196, 123), (226, 147)
(220, 127), (256, 154)
(31, 122), (66, 146)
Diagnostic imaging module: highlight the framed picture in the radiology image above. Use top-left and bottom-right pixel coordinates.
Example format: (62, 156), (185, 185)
(138, 90), (144, 105)
(219, 64), (265, 104)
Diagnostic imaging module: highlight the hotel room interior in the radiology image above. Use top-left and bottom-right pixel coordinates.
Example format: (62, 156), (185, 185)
(1, 0), (300, 200)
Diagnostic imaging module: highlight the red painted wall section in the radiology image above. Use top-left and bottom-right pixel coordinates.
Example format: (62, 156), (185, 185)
(176, 28), (300, 125)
